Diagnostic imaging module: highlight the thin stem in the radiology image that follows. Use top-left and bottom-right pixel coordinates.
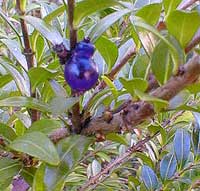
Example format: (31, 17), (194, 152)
(16, 0), (39, 123)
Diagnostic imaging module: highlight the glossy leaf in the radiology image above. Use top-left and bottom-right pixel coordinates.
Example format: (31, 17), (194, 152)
(24, 15), (63, 45)
(151, 40), (173, 84)
(166, 11), (200, 47)
(92, 160), (101, 176)
(0, 122), (16, 142)
(9, 132), (60, 165)
(136, 3), (162, 25)
(130, 16), (180, 74)
(27, 119), (63, 135)
(106, 133), (128, 145)
(134, 89), (168, 111)
(0, 62), (30, 96)
(163, 0), (182, 18)
(33, 164), (46, 191)
(74, 0), (120, 27)
(89, 9), (131, 42)
(1, 39), (28, 70)
(0, 96), (50, 112)
(95, 36), (118, 72)
(0, 74), (12, 88)
(132, 54), (149, 78)
(119, 78), (148, 96)
(141, 165), (159, 190)
(49, 96), (79, 115)
(160, 153), (177, 181)
(173, 129), (191, 168)
(29, 67), (58, 91)
(43, 135), (93, 191)
(0, 158), (21, 187)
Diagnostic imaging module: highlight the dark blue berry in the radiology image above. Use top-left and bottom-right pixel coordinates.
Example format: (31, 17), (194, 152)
(64, 38), (99, 92)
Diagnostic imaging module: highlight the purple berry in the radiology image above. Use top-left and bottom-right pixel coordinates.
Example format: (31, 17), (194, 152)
(64, 38), (99, 92)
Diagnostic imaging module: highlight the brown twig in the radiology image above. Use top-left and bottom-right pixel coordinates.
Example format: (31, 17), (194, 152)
(16, 0), (39, 123)
(185, 28), (200, 53)
(82, 55), (200, 135)
(78, 135), (154, 191)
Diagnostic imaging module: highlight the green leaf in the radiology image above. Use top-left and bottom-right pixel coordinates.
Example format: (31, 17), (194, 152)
(0, 123), (16, 142)
(0, 9), (22, 44)
(163, 0), (182, 18)
(136, 152), (154, 168)
(136, 3), (162, 25)
(0, 74), (12, 88)
(101, 76), (118, 98)
(160, 153), (177, 181)
(141, 165), (159, 190)
(0, 62), (30, 97)
(0, 96), (50, 112)
(24, 15), (63, 45)
(0, 158), (21, 186)
(95, 36), (118, 72)
(89, 9), (131, 42)
(29, 67), (58, 91)
(119, 78), (148, 96)
(44, 135), (93, 191)
(130, 16), (180, 74)
(9, 132), (60, 165)
(106, 133), (128, 145)
(132, 54), (149, 78)
(49, 96), (79, 115)
(134, 90), (168, 111)
(27, 119), (63, 135)
(151, 40), (173, 84)
(33, 164), (46, 191)
(148, 125), (167, 145)
(173, 128), (191, 168)
(166, 11), (200, 47)
(186, 83), (200, 94)
(1, 39), (28, 70)
(74, 0), (120, 27)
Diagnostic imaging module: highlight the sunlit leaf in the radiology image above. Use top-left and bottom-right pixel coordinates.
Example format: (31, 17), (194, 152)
(74, 0), (121, 27)
(9, 132), (60, 165)
(166, 11), (200, 47)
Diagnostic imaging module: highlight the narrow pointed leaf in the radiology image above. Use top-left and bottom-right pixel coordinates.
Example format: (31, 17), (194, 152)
(160, 153), (177, 181)
(173, 129), (191, 167)
(1, 39), (28, 70)
(24, 15), (63, 45)
(27, 119), (63, 135)
(9, 132), (60, 165)
(89, 9), (131, 42)
(44, 135), (93, 191)
(136, 3), (162, 25)
(0, 96), (50, 112)
(95, 36), (118, 72)
(0, 158), (21, 185)
(106, 133), (128, 145)
(74, 0), (121, 27)
(0, 123), (17, 142)
(0, 62), (30, 96)
(141, 165), (159, 190)
(49, 96), (79, 115)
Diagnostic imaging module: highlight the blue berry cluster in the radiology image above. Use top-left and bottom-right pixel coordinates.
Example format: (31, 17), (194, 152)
(54, 38), (99, 92)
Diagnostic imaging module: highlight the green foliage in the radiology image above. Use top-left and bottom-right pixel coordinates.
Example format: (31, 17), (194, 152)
(0, 0), (200, 190)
